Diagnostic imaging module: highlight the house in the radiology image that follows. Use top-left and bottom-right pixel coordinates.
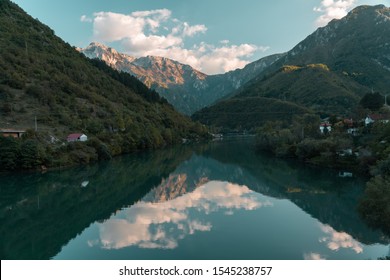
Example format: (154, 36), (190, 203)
(365, 114), (389, 126)
(67, 133), (88, 142)
(339, 171), (353, 178)
(0, 129), (26, 138)
(319, 122), (332, 134)
(347, 128), (359, 136)
(343, 118), (354, 128)
(337, 148), (353, 157)
(342, 118), (359, 135)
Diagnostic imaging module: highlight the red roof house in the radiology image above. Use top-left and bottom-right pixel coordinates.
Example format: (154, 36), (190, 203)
(67, 133), (88, 142)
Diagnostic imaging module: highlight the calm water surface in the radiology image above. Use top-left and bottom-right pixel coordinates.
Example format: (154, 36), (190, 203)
(1, 138), (389, 259)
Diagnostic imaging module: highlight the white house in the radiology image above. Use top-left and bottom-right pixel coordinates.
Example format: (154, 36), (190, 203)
(365, 116), (375, 126)
(365, 114), (390, 126)
(67, 133), (88, 142)
(319, 122), (332, 134)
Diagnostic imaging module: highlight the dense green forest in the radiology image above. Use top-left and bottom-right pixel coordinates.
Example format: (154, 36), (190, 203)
(0, 0), (208, 170)
(237, 64), (367, 114)
(193, 96), (310, 132)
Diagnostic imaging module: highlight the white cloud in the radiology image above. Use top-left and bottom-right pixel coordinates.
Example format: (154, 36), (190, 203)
(182, 22), (207, 37)
(83, 9), (268, 74)
(90, 181), (272, 250)
(314, 0), (357, 27)
(80, 15), (92, 23)
(145, 43), (263, 74)
(131, 9), (171, 21)
(122, 34), (183, 54)
(197, 44), (264, 74)
(92, 12), (145, 42)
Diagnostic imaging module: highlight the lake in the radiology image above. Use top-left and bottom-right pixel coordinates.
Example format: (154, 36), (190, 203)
(0, 138), (389, 260)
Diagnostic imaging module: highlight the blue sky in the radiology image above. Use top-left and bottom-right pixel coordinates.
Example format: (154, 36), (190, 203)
(12, 0), (390, 74)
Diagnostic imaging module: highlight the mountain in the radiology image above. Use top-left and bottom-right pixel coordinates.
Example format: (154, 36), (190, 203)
(194, 5), (390, 130)
(80, 42), (207, 89)
(80, 43), (283, 114)
(268, 5), (390, 91)
(0, 0), (208, 170)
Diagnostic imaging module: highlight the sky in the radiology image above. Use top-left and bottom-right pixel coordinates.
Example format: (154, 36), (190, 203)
(11, 0), (390, 74)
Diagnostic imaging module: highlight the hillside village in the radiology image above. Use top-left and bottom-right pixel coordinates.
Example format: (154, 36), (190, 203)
(256, 96), (390, 173)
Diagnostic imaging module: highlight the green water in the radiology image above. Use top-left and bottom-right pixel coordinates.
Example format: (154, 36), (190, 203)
(0, 138), (389, 260)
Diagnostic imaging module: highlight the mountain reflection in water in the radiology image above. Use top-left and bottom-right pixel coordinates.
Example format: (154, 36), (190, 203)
(1, 139), (389, 260)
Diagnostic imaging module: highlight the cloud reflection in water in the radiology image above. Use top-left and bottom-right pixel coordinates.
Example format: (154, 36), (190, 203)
(319, 224), (363, 254)
(89, 181), (272, 250)
(303, 252), (326, 260)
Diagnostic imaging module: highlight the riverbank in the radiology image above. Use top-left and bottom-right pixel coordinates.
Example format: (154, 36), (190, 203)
(0, 128), (210, 173)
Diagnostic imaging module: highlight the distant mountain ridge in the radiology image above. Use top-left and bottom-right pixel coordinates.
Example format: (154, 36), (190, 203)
(79, 43), (284, 114)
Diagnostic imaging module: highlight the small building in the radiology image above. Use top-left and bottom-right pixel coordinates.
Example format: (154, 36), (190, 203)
(337, 148), (353, 157)
(339, 171), (353, 178)
(67, 133), (88, 142)
(0, 129), (26, 138)
(343, 118), (356, 129)
(347, 128), (359, 136)
(319, 122), (332, 134)
(365, 114), (389, 126)
(211, 133), (223, 140)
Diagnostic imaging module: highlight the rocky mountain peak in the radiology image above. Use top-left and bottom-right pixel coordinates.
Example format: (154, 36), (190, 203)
(81, 42), (135, 67)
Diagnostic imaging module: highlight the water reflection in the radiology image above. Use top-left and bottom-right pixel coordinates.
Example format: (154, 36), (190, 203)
(304, 253), (326, 260)
(1, 139), (389, 259)
(0, 146), (194, 259)
(90, 181), (272, 250)
(319, 224), (363, 254)
(303, 223), (367, 260)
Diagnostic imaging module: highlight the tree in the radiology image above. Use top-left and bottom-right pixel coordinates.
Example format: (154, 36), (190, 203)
(0, 136), (20, 170)
(358, 175), (390, 235)
(292, 114), (321, 139)
(360, 92), (385, 111)
(19, 139), (46, 169)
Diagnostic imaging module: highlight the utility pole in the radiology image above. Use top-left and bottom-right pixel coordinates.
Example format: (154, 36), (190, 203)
(25, 40), (28, 58)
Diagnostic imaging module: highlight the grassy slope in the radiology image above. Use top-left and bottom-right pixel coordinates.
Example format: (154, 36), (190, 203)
(238, 64), (368, 115)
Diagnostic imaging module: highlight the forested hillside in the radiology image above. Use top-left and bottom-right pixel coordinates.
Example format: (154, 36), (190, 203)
(0, 0), (208, 170)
